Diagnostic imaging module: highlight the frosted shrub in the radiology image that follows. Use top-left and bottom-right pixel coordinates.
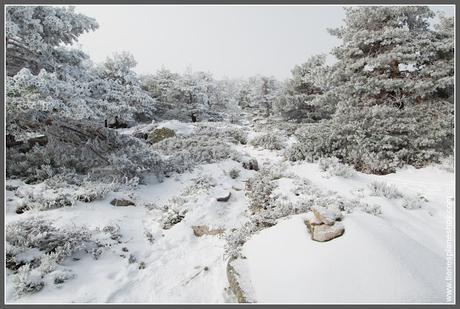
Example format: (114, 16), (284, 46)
(245, 169), (277, 211)
(402, 195), (428, 210)
(224, 221), (257, 259)
(439, 155), (454, 173)
(108, 142), (165, 180)
(155, 136), (236, 173)
(6, 217), (91, 261)
(368, 181), (403, 199)
(13, 264), (45, 296)
(250, 132), (286, 150)
(7, 119), (166, 183)
(13, 185), (74, 212)
(194, 125), (248, 145)
(284, 143), (310, 162)
(318, 157), (356, 178)
(6, 217), (91, 295)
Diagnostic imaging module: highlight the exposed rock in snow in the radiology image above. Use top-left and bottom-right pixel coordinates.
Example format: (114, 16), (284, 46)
(312, 206), (343, 225)
(192, 225), (225, 237)
(217, 192), (232, 202)
(311, 222), (345, 242)
(110, 198), (135, 207)
(226, 257), (252, 303)
(148, 127), (176, 144)
(304, 213), (322, 233)
(242, 158), (259, 171)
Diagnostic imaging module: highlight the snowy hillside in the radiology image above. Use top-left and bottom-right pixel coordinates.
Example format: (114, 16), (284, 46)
(5, 120), (454, 304)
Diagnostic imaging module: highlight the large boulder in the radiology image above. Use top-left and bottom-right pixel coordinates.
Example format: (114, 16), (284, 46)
(148, 127), (176, 144)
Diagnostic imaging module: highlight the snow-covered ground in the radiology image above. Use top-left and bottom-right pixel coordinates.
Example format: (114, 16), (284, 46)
(242, 166), (454, 303)
(5, 121), (455, 304)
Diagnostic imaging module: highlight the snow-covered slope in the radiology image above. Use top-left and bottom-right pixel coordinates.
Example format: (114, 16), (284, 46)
(5, 122), (455, 304)
(242, 165), (454, 303)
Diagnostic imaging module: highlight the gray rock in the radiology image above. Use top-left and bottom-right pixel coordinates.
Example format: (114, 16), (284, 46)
(217, 192), (232, 202)
(110, 198), (135, 207)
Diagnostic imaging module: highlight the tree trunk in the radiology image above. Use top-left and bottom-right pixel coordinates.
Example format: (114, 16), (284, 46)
(390, 59), (399, 79)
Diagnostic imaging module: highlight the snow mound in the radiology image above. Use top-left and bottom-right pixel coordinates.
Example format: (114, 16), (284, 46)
(242, 212), (449, 303)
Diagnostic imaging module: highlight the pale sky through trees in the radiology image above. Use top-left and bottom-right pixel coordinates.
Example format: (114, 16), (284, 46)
(75, 5), (454, 80)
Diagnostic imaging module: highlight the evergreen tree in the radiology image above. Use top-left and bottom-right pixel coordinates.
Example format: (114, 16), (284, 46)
(275, 54), (333, 122)
(295, 6), (454, 173)
(6, 6), (98, 76)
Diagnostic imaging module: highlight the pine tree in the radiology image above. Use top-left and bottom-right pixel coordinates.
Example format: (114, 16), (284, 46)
(275, 54), (333, 122)
(295, 6), (454, 173)
(6, 6), (98, 76)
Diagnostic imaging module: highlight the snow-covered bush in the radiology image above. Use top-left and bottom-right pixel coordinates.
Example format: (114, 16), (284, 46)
(245, 169), (277, 211)
(155, 136), (236, 174)
(15, 188), (74, 212)
(368, 181), (403, 199)
(224, 221), (257, 259)
(6, 217), (90, 261)
(284, 142), (312, 162)
(250, 132), (286, 150)
(6, 216), (91, 295)
(194, 124), (248, 145)
(13, 264), (45, 295)
(402, 195), (428, 210)
(438, 155), (454, 173)
(318, 157), (356, 178)
(7, 119), (165, 183)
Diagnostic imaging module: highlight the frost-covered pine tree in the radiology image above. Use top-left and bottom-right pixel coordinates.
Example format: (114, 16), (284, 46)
(241, 76), (280, 118)
(92, 52), (156, 123)
(275, 54), (333, 122)
(6, 6), (98, 76)
(295, 6), (454, 174)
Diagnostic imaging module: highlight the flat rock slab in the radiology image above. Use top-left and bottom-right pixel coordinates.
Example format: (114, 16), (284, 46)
(110, 198), (135, 207)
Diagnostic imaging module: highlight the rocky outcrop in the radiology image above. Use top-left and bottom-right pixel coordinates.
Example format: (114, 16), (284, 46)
(148, 127), (176, 144)
(110, 198), (135, 207)
(306, 206), (345, 242)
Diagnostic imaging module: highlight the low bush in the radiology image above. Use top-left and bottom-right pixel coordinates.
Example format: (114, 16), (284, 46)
(368, 181), (403, 199)
(250, 132), (286, 150)
(318, 157), (356, 178)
